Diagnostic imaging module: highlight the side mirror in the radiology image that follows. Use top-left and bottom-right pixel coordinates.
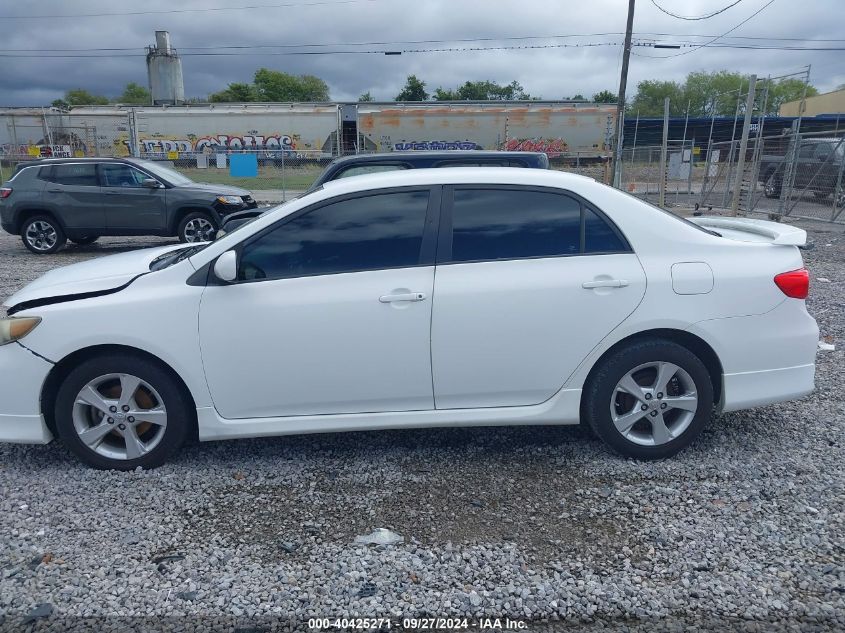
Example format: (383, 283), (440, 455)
(142, 178), (161, 188)
(213, 250), (238, 283)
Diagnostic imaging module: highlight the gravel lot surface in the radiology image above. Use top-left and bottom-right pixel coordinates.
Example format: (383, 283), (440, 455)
(0, 224), (843, 632)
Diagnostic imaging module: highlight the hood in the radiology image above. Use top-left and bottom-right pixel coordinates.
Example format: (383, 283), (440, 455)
(175, 182), (252, 196)
(4, 243), (195, 312)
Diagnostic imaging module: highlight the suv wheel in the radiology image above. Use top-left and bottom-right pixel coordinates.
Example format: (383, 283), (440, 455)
(22, 215), (66, 254)
(764, 172), (782, 199)
(178, 212), (216, 243)
(583, 339), (714, 460)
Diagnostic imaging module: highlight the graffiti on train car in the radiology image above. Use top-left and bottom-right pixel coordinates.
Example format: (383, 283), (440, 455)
(501, 138), (570, 155)
(393, 140), (484, 151)
(139, 134), (298, 154)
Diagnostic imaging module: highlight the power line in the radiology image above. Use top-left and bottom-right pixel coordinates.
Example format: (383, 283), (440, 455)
(649, 0), (744, 21)
(634, 0), (778, 58)
(0, 42), (623, 59)
(0, 0), (382, 20)
(1, 30), (842, 55)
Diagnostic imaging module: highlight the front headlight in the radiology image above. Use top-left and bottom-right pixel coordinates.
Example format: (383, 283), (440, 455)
(217, 195), (242, 205)
(0, 317), (41, 346)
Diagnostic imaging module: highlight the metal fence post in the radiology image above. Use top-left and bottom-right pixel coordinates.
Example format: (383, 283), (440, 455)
(281, 150), (286, 202)
(831, 142), (845, 221)
(731, 74), (757, 216)
(658, 97), (670, 208)
(778, 125), (800, 218)
(699, 140), (713, 207)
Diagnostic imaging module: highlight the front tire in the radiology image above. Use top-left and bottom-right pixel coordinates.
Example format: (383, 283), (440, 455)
(54, 354), (192, 470)
(583, 339), (714, 460)
(21, 215), (66, 254)
(178, 212), (216, 243)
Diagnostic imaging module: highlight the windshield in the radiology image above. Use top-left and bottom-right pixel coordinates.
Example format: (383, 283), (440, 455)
(136, 160), (195, 186)
(149, 243), (209, 271)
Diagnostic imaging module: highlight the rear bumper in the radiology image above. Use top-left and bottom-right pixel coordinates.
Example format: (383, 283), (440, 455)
(689, 299), (819, 413)
(0, 342), (53, 444)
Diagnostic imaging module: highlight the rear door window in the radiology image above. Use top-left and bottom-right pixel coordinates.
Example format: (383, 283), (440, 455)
(45, 164), (98, 186)
(444, 187), (630, 263)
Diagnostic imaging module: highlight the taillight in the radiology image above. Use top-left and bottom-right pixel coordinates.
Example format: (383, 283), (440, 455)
(774, 268), (809, 299)
(0, 187), (11, 199)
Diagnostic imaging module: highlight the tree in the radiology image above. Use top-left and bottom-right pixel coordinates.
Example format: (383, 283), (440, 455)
(395, 75), (429, 101)
(630, 80), (685, 116)
(52, 89), (109, 107)
(209, 70), (329, 102)
(570, 94), (586, 101)
(253, 68), (329, 101)
(209, 82), (258, 102)
(592, 90), (617, 103)
(358, 91), (373, 102)
(116, 82), (150, 105)
(432, 80), (531, 101)
(765, 78), (819, 115)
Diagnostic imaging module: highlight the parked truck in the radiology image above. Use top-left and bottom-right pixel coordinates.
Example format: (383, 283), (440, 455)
(758, 137), (845, 206)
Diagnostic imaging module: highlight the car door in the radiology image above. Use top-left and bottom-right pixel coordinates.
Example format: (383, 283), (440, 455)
(198, 186), (440, 419)
(431, 185), (646, 409)
(99, 163), (167, 231)
(41, 163), (104, 231)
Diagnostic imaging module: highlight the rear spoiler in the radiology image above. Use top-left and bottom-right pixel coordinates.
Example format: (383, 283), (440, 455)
(689, 216), (807, 246)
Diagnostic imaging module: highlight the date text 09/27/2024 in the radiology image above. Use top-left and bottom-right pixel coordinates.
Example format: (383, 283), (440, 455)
(308, 617), (529, 630)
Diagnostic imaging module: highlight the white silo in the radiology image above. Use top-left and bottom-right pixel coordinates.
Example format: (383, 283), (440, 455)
(146, 31), (185, 105)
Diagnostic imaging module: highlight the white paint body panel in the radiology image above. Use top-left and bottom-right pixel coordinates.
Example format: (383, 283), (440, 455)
(431, 255), (645, 408)
(199, 267), (436, 418)
(0, 168), (818, 446)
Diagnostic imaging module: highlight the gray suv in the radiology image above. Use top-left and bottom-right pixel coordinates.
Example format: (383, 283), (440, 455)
(0, 158), (256, 254)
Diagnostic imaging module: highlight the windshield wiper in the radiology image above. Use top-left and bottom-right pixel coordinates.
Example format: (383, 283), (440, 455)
(149, 244), (207, 271)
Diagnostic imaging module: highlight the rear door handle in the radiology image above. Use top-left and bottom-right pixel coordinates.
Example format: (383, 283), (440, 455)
(379, 292), (427, 303)
(582, 279), (629, 289)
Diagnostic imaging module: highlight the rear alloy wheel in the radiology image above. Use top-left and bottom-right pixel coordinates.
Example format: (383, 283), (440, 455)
(54, 355), (191, 469)
(584, 339), (714, 460)
(21, 215), (66, 254)
(70, 236), (99, 246)
(178, 212), (216, 243)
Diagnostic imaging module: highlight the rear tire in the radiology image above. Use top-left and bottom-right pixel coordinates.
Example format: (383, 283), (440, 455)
(70, 236), (99, 246)
(178, 212), (216, 243)
(54, 354), (192, 470)
(583, 339), (714, 460)
(21, 215), (66, 254)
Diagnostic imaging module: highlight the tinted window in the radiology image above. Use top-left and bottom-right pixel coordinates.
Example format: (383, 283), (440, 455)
(450, 189), (581, 262)
(335, 164), (409, 179)
(239, 190), (430, 281)
(584, 207), (627, 253)
(101, 164), (148, 187)
(799, 144), (816, 159)
(46, 164), (98, 186)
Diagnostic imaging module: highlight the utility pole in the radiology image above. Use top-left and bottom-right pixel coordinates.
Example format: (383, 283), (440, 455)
(612, 0), (636, 188)
(731, 74), (757, 216)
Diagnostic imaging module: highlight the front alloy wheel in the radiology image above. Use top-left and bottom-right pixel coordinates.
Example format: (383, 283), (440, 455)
(178, 212), (217, 243)
(72, 373), (169, 461)
(55, 354), (191, 469)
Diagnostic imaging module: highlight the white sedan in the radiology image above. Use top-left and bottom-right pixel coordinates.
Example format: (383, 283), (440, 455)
(0, 168), (818, 469)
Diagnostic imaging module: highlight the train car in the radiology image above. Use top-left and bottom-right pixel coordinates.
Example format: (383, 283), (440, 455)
(356, 102), (616, 159)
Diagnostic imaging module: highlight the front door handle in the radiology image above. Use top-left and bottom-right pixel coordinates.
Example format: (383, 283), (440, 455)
(582, 279), (629, 289)
(379, 292), (426, 303)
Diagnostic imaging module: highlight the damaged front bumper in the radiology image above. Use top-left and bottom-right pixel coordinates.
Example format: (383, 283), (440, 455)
(0, 341), (53, 443)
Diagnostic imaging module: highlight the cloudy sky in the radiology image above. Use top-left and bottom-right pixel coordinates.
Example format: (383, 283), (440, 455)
(2, 0), (843, 106)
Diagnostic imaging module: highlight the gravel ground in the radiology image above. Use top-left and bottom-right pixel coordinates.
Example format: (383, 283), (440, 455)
(0, 224), (843, 632)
